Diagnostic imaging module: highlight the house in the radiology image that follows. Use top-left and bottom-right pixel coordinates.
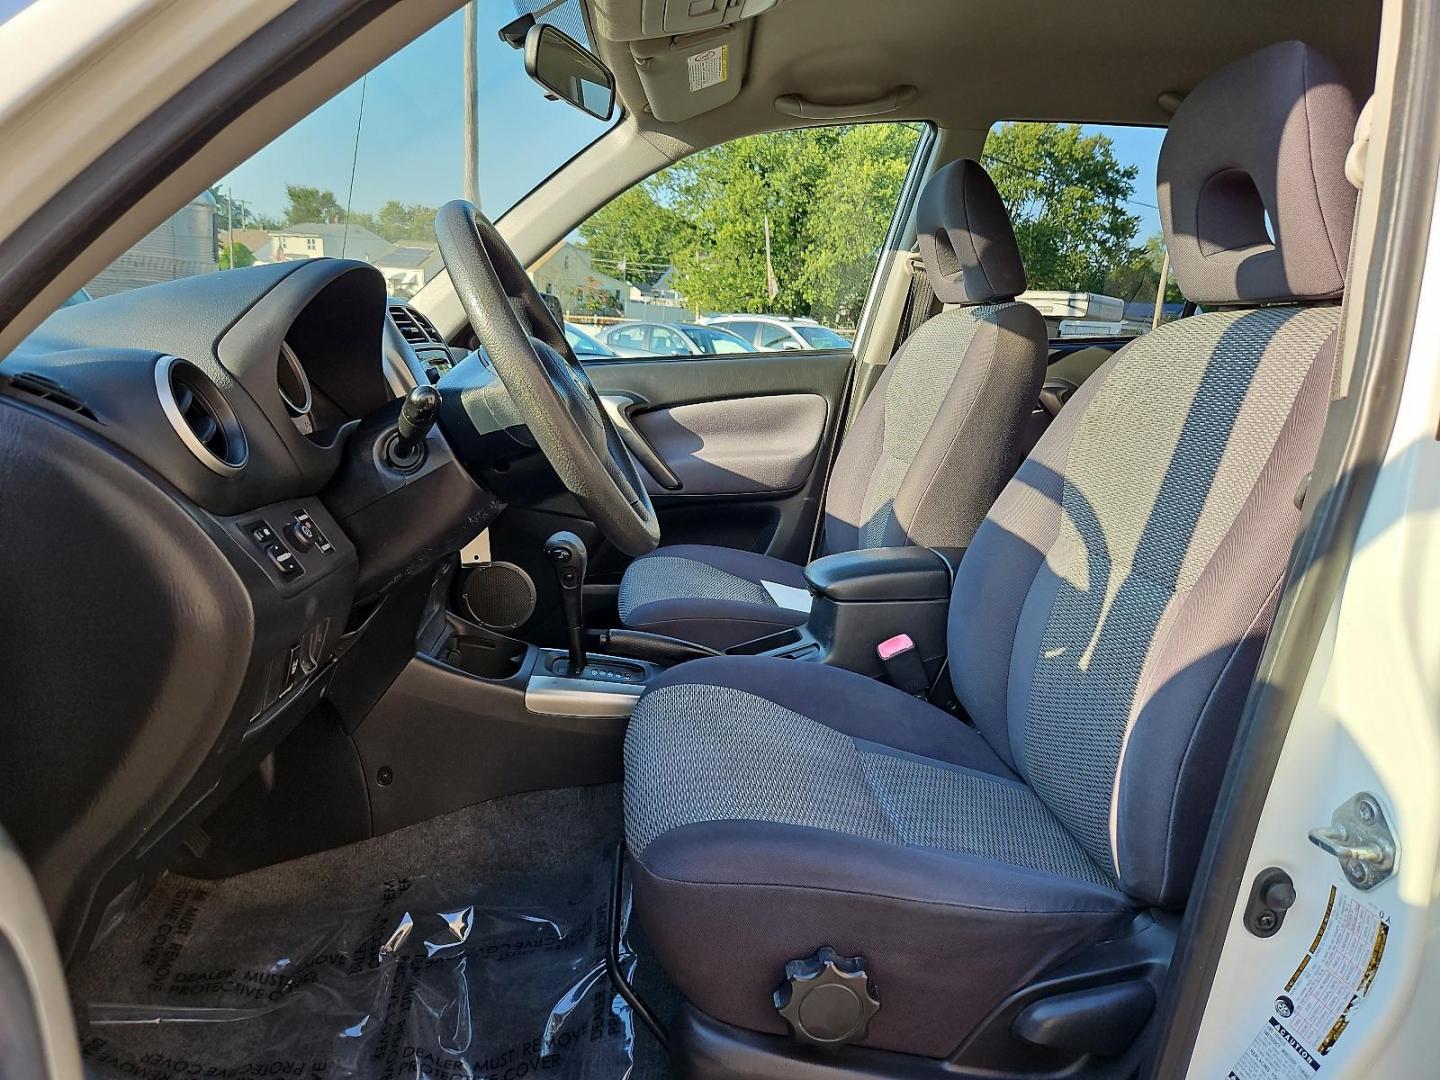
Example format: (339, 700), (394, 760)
(221, 228), (273, 262)
(260, 222), (390, 265)
(373, 242), (444, 299)
(87, 190), (218, 297)
(529, 240), (628, 316)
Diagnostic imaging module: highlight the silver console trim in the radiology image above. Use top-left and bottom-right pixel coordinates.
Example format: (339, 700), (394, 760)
(525, 675), (644, 718)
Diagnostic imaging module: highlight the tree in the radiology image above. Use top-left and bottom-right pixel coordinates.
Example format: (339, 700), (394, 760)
(372, 200), (440, 243)
(982, 123), (1143, 292)
(578, 185), (692, 287)
(661, 128), (834, 316)
(283, 185), (347, 225)
(218, 241), (255, 270)
(800, 124), (922, 326)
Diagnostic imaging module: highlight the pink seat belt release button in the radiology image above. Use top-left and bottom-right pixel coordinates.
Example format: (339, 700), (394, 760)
(877, 633), (915, 661)
(875, 634), (928, 696)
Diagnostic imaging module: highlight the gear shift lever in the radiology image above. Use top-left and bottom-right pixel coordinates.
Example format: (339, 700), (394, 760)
(544, 531), (589, 675)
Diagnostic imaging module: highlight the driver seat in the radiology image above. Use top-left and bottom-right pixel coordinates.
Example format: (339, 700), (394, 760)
(624, 40), (1356, 1064)
(617, 159), (1047, 649)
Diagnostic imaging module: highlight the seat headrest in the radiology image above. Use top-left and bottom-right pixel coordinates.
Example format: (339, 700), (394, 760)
(917, 159), (1026, 305)
(1159, 40), (1359, 305)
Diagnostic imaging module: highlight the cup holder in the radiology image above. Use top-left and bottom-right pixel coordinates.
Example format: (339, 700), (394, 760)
(441, 634), (527, 681)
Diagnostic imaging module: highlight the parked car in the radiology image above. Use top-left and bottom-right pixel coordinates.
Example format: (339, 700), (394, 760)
(706, 313), (852, 352)
(596, 320), (752, 357)
(563, 321), (617, 360)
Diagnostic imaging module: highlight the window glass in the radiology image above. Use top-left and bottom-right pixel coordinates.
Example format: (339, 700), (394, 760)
(757, 324), (794, 350)
(685, 326), (750, 355)
(83, 1), (615, 300)
(722, 321), (761, 344)
(554, 122), (927, 358)
(795, 325), (852, 350)
(982, 122), (1179, 340)
(610, 326), (648, 350)
(648, 326), (684, 353)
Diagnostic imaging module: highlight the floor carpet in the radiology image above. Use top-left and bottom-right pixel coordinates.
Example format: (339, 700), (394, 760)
(71, 784), (670, 1079)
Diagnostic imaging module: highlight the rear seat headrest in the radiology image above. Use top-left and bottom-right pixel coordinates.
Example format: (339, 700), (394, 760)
(1159, 40), (1359, 305)
(917, 159), (1026, 305)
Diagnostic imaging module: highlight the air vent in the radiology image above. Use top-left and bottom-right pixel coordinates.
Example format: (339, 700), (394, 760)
(155, 357), (247, 475)
(389, 303), (443, 346)
(7, 372), (98, 421)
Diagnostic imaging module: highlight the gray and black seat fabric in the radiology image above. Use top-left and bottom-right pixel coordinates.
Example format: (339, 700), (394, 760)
(617, 159), (1047, 650)
(624, 40), (1356, 1061)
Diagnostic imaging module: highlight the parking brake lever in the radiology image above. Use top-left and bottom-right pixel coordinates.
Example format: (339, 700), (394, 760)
(544, 531), (589, 675)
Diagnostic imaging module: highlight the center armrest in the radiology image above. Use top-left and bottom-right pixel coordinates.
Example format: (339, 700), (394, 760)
(803, 546), (954, 603)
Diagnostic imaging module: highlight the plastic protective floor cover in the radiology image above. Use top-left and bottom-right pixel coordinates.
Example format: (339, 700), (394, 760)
(70, 785), (659, 1079)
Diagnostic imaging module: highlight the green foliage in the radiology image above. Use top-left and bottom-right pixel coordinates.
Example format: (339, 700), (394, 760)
(800, 124), (922, 327)
(354, 200), (441, 243)
(283, 185), (347, 225)
(278, 187), (439, 242)
(982, 123), (1143, 293)
(578, 187), (692, 287)
(218, 242), (255, 271)
(573, 124), (924, 325)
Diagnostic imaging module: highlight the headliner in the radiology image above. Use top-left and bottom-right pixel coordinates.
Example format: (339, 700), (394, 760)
(590, 0), (1381, 145)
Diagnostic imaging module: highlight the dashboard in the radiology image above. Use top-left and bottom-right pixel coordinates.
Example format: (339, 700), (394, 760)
(0, 258), (502, 960)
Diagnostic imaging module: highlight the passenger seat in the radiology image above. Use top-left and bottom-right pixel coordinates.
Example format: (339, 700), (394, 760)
(617, 159), (1048, 649)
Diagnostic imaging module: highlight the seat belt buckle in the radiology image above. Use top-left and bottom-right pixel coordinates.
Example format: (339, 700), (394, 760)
(876, 634), (928, 697)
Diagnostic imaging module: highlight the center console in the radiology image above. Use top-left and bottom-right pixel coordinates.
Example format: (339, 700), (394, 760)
(729, 546), (961, 682)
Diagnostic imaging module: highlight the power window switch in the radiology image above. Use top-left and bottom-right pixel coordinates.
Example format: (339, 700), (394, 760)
(266, 543), (301, 577)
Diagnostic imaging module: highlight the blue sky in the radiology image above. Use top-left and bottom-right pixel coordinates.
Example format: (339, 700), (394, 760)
(219, 5), (612, 228)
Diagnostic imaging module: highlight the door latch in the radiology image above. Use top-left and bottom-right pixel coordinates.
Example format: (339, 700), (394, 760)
(1308, 792), (1397, 891)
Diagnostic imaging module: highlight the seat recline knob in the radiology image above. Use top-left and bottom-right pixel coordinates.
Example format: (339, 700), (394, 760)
(773, 946), (880, 1048)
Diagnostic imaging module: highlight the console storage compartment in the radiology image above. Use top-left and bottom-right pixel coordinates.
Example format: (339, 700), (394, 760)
(729, 546), (957, 680)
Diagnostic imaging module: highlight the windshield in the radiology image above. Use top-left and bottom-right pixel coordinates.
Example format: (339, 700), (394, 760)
(684, 326), (751, 355)
(795, 325), (852, 349)
(85, 1), (615, 300)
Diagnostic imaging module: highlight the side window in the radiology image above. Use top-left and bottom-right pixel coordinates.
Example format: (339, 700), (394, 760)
(757, 323), (795, 351)
(549, 122), (928, 359)
(610, 325), (648, 352)
(722, 320), (760, 345)
(648, 326), (684, 354)
(982, 122), (1179, 342)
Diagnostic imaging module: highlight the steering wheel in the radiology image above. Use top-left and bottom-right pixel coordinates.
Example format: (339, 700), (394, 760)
(434, 199), (660, 557)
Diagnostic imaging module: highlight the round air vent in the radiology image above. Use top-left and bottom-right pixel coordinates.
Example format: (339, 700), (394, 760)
(155, 357), (247, 474)
(277, 342), (313, 418)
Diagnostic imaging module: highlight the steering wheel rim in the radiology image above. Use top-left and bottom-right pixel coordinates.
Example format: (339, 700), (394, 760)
(434, 199), (660, 556)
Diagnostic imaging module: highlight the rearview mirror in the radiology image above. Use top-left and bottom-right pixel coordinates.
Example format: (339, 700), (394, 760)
(524, 24), (616, 121)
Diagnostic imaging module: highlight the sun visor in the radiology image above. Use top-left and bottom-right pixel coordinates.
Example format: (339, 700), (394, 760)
(630, 21), (752, 122)
(593, 0), (782, 40)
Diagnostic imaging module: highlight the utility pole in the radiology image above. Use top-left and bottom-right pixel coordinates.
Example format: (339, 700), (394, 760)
(227, 186), (235, 269)
(463, 1), (480, 208)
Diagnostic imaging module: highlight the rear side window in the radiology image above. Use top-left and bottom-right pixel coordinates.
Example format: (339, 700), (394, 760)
(982, 123), (1180, 340)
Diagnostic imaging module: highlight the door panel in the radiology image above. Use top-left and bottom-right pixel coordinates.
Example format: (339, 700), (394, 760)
(584, 349), (851, 579)
(629, 392), (827, 496)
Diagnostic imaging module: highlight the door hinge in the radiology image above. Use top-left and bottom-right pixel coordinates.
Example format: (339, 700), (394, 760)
(1307, 792), (1398, 891)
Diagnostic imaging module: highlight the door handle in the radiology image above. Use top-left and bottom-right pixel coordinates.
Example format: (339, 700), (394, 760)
(600, 394), (682, 491)
(774, 85), (918, 121)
